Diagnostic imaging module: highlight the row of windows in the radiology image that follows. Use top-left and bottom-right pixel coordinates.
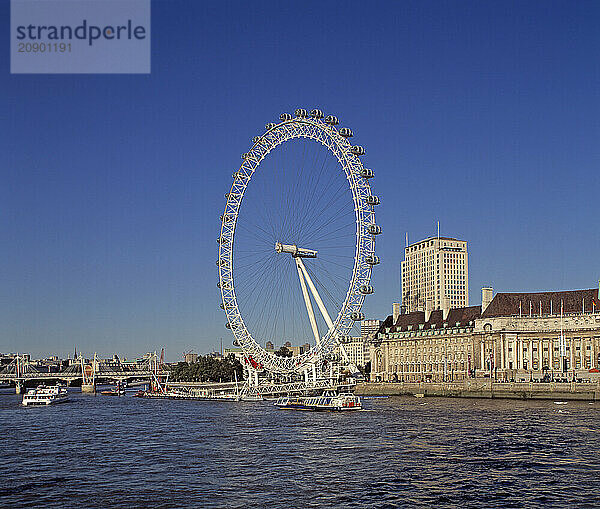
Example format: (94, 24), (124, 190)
(387, 363), (468, 373)
(406, 240), (466, 252)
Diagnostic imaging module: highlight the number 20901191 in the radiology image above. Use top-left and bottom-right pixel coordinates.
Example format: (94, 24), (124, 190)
(18, 42), (72, 53)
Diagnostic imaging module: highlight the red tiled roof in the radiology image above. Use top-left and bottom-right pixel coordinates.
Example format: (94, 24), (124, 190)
(482, 288), (599, 318)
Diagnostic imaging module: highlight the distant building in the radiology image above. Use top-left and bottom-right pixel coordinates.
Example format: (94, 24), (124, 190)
(184, 352), (198, 364)
(224, 348), (245, 362)
(361, 319), (381, 339)
(287, 343), (311, 357)
(265, 341), (274, 352)
(401, 236), (469, 313)
(288, 346), (302, 357)
(341, 338), (370, 368)
(122, 352), (155, 370)
(370, 284), (600, 383)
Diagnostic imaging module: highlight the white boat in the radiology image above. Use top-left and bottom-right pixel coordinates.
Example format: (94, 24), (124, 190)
(239, 394), (263, 402)
(22, 385), (69, 406)
(274, 391), (362, 411)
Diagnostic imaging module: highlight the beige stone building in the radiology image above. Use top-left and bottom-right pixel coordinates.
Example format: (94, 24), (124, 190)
(370, 303), (480, 382)
(401, 237), (468, 313)
(340, 338), (370, 368)
(371, 284), (600, 383)
(477, 288), (600, 381)
(360, 319), (382, 339)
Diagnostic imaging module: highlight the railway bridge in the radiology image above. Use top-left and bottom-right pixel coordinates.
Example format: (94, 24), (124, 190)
(0, 353), (166, 393)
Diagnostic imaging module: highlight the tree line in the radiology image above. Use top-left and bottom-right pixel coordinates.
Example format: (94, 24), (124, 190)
(167, 354), (244, 382)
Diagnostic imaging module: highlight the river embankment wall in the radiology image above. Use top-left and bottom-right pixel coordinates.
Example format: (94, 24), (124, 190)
(355, 381), (600, 401)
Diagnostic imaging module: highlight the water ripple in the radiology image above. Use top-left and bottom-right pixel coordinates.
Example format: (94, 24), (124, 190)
(2, 391), (600, 508)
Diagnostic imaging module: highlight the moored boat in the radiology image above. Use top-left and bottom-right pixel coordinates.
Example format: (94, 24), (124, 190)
(22, 385), (69, 406)
(274, 391), (361, 411)
(134, 388), (240, 400)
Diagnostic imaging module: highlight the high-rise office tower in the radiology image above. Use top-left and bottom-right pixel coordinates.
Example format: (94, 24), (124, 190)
(401, 236), (469, 313)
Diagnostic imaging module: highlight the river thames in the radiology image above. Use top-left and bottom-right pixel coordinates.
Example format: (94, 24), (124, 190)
(1, 390), (600, 508)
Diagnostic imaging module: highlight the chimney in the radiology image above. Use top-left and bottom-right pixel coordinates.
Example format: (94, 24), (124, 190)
(393, 302), (400, 323)
(425, 299), (433, 322)
(482, 287), (493, 313)
(442, 296), (450, 320)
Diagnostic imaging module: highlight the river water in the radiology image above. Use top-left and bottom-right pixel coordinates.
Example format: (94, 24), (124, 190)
(1, 389), (600, 508)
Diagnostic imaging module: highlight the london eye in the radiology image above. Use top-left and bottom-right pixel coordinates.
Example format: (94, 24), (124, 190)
(217, 109), (380, 375)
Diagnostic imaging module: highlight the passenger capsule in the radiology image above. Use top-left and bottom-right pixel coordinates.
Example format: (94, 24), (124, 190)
(368, 224), (382, 235)
(220, 303), (225, 309)
(241, 153), (249, 160)
(280, 113), (292, 121)
(351, 312), (365, 321)
(220, 214), (234, 223)
(360, 168), (374, 178)
(233, 339), (240, 346)
(365, 195), (380, 206)
(216, 259), (227, 266)
(365, 255), (380, 265)
(324, 115), (339, 125)
(339, 127), (353, 137)
(359, 285), (374, 295)
(265, 122), (277, 130)
(351, 145), (365, 156)
(225, 193), (230, 199)
(252, 136), (262, 144)
(295, 108), (308, 118)
(225, 322), (232, 329)
(217, 281), (221, 288)
(310, 109), (324, 119)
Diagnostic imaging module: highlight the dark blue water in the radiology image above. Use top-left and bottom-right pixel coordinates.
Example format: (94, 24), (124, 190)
(2, 389), (600, 508)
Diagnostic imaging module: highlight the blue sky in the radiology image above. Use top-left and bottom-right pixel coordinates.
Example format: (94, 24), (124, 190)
(2, 0), (599, 360)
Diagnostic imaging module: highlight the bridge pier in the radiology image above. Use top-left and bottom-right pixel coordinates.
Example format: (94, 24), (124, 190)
(81, 383), (96, 393)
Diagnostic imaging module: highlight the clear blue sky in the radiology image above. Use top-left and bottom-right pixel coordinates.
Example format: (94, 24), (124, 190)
(2, 0), (599, 360)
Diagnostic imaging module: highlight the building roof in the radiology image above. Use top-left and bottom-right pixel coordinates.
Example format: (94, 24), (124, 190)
(378, 305), (482, 334)
(482, 288), (600, 318)
(407, 236), (462, 247)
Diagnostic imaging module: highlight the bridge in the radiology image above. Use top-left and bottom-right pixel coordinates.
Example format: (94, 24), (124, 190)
(0, 353), (166, 393)
(1, 353), (356, 398)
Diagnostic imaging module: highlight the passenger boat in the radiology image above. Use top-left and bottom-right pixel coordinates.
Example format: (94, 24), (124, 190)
(22, 385), (69, 406)
(274, 392), (362, 411)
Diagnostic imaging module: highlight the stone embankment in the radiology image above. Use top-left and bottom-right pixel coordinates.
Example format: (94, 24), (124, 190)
(355, 381), (600, 401)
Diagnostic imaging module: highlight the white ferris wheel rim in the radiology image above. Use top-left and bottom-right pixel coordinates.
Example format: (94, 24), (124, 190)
(218, 111), (378, 374)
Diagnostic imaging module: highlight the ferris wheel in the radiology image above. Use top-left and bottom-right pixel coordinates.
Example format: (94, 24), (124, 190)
(217, 108), (380, 375)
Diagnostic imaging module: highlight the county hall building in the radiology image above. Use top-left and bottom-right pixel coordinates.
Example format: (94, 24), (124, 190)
(370, 284), (600, 383)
